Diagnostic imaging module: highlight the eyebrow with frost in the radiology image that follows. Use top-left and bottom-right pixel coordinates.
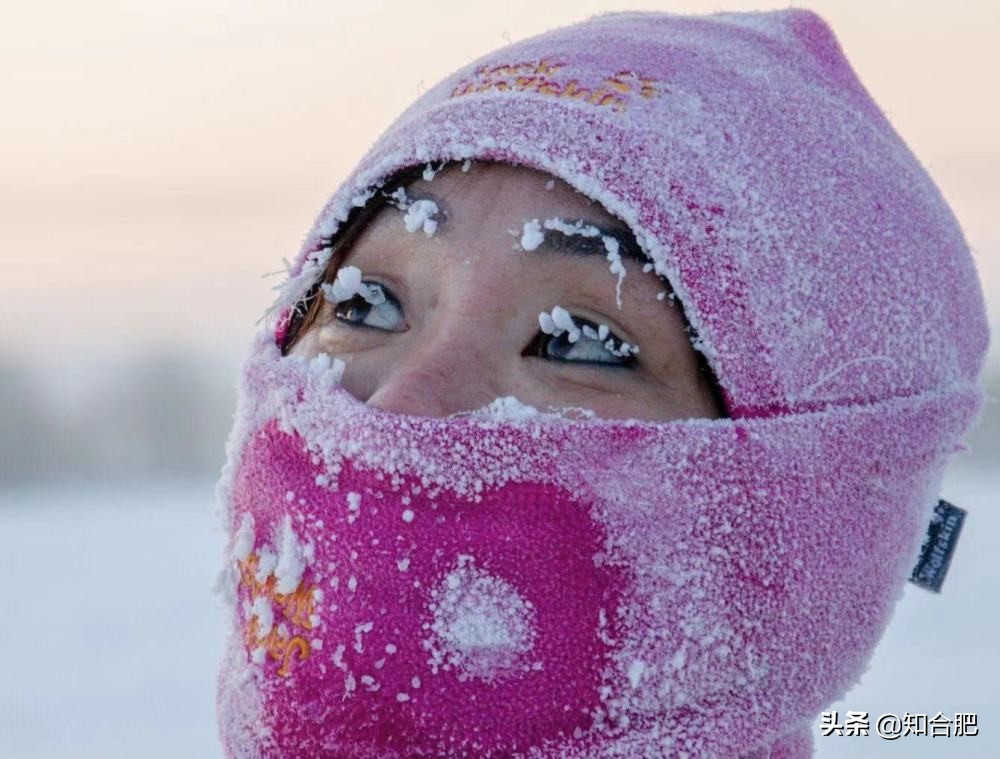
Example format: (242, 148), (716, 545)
(403, 186), (650, 267)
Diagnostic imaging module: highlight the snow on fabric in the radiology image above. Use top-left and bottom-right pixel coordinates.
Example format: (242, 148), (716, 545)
(424, 553), (539, 683)
(215, 336), (981, 758)
(218, 7), (990, 759)
(265, 8), (988, 419)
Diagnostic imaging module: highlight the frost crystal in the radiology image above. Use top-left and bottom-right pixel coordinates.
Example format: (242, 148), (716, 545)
(321, 265), (386, 305)
(251, 597), (274, 636)
(519, 219), (545, 251)
(274, 515), (308, 594)
(424, 554), (537, 683)
(233, 513), (255, 561)
(538, 305), (581, 343)
(404, 199), (440, 237)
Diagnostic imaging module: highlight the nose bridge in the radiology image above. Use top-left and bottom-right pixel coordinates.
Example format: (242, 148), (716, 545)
(365, 293), (504, 418)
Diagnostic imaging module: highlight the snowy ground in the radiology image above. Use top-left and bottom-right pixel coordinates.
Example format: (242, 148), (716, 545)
(1, 468), (996, 758)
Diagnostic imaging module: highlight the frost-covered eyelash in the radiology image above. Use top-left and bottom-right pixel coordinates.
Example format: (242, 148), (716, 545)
(537, 306), (640, 358)
(321, 265), (386, 306)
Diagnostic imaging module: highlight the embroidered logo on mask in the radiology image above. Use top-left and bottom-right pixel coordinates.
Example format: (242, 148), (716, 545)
(449, 58), (661, 112)
(238, 549), (319, 677)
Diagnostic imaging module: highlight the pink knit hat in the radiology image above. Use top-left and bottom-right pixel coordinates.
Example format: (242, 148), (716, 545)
(215, 8), (989, 758)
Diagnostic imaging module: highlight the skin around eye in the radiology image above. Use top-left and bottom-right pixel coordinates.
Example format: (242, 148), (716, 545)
(331, 279), (634, 369)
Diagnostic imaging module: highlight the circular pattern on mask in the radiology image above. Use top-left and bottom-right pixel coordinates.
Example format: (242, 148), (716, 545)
(424, 553), (538, 683)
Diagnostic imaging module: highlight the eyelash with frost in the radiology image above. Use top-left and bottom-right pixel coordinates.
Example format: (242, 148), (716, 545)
(321, 265), (386, 305)
(538, 306), (640, 358)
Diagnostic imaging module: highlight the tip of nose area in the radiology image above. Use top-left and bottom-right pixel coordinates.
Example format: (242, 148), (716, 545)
(365, 381), (453, 419)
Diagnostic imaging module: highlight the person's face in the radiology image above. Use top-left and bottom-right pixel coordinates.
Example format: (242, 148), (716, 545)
(288, 162), (722, 421)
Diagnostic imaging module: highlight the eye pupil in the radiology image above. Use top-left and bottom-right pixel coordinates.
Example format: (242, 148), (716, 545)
(335, 296), (370, 322)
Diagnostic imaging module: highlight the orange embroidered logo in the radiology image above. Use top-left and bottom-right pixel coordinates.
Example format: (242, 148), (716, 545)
(238, 551), (319, 677)
(449, 57), (661, 113)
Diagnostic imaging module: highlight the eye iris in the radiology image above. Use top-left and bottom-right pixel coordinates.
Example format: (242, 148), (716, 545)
(335, 296), (371, 323)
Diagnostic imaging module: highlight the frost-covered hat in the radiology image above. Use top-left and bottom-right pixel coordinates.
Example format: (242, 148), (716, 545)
(269, 8), (988, 419)
(219, 8), (990, 758)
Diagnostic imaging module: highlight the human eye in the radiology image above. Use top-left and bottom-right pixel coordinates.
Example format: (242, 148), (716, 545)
(326, 280), (405, 332)
(528, 306), (639, 367)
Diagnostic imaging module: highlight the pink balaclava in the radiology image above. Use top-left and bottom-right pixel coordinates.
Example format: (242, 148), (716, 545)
(214, 8), (989, 758)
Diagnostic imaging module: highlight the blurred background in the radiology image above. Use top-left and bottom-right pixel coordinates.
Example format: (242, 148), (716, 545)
(1, 1), (996, 757)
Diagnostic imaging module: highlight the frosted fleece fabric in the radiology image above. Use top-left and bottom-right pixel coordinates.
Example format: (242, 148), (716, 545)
(214, 8), (990, 758)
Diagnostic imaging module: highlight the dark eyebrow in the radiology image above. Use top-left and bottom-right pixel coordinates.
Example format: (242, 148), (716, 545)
(532, 220), (649, 266)
(394, 187), (649, 267)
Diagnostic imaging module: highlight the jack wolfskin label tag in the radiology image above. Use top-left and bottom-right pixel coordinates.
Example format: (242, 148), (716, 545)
(909, 499), (966, 593)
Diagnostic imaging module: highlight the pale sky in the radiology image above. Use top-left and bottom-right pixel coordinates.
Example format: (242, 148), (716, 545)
(2, 0), (997, 364)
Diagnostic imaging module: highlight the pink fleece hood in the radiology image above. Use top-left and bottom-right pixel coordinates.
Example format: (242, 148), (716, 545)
(214, 8), (989, 758)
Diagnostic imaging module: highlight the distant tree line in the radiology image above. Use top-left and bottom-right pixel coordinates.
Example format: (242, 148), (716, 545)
(0, 351), (237, 487)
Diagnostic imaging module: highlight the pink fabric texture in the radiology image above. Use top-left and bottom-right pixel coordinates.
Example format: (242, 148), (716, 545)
(215, 7), (990, 758)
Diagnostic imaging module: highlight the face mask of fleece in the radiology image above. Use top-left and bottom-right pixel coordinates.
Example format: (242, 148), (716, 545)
(213, 8), (989, 759)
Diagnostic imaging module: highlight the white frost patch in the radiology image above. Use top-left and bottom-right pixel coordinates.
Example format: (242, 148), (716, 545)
(424, 554), (537, 683)
(539, 306), (581, 343)
(354, 621), (374, 653)
(331, 643), (347, 671)
(306, 352), (346, 384)
(233, 513), (255, 561)
(461, 158), (472, 173)
(401, 508), (415, 523)
(602, 234), (626, 309)
(403, 199), (439, 237)
(544, 179), (555, 190)
(387, 186), (408, 207)
(350, 186), (376, 208)
(251, 597), (274, 637)
(478, 396), (541, 421)
(519, 219), (545, 251)
(540, 317), (640, 359)
(321, 265), (386, 305)
(346, 491), (362, 524)
(274, 515), (308, 594)
(254, 548), (277, 584)
(628, 659), (646, 689)
(456, 394), (596, 423)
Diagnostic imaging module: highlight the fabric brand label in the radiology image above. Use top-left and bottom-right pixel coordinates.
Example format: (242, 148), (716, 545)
(909, 499), (966, 593)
